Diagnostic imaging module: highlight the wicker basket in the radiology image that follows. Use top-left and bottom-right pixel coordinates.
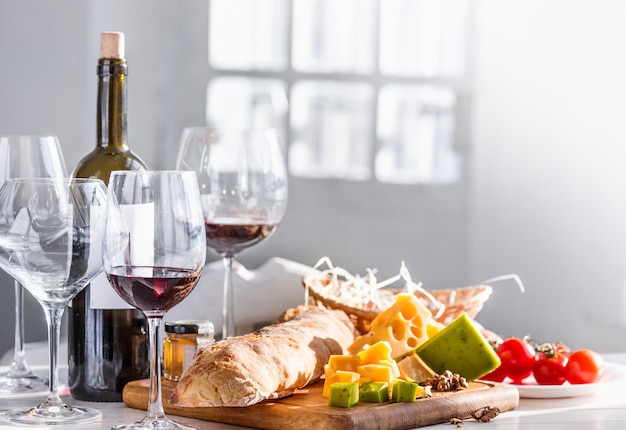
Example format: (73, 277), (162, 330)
(303, 274), (493, 334)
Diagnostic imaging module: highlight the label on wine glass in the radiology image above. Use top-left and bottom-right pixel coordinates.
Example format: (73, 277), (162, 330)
(90, 202), (155, 309)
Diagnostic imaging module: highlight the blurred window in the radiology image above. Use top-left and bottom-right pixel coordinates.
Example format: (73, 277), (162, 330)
(207, 0), (469, 184)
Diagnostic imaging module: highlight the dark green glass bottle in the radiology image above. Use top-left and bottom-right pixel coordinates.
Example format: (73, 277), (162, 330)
(68, 32), (149, 402)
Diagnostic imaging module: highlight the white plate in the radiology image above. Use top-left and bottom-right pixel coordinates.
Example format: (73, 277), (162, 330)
(508, 362), (626, 399)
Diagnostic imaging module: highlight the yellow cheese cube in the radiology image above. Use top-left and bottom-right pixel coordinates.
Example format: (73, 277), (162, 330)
(379, 359), (401, 378)
(348, 293), (436, 360)
(357, 364), (395, 386)
(356, 342), (401, 378)
(323, 370), (361, 398)
(327, 355), (361, 373)
(416, 385), (432, 399)
(357, 341), (394, 364)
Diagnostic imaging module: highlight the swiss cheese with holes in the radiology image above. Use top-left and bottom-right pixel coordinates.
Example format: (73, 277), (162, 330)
(347, 293), (444, 360)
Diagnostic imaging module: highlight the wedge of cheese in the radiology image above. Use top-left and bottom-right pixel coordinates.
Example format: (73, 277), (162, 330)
(397, 352), (436, 383)
(415, 313), (500, 381)
(347, 293), (444, 360)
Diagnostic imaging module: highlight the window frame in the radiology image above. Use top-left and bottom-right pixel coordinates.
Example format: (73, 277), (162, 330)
(206, 0), (471, 186)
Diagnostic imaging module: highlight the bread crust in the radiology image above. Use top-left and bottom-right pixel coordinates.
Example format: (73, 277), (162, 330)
(170, 307), (356, 407)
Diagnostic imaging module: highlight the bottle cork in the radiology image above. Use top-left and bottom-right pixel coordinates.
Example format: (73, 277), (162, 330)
(100, 32), (125, 59)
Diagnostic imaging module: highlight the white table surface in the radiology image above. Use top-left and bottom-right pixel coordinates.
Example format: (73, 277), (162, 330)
(1, 348), (625, 429)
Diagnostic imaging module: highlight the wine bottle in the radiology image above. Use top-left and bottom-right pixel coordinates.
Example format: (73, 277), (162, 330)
(68, 32), (149, 402)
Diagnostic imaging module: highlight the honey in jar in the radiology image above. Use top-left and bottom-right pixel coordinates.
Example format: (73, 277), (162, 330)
(163, 320), (214, 381)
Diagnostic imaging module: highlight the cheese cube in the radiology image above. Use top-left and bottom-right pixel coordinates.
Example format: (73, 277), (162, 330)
(329, 382), (359, 408)
(327, 355), (361, 373)
(359, 381), (390, 403)
(357, 341), (394, 364)
(391, 380), (419, 402)
(357, 364), (395, 386)
(356, 341), (400, 378)
(323, 370), (360, 398)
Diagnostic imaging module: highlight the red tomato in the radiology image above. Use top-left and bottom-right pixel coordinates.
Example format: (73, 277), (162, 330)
(555, 343), (571, 357)
(564, 349), (605, 384)
(481, 363), (508, 382)
(497, 338), (536, 382)
(533, 351), (568, 385)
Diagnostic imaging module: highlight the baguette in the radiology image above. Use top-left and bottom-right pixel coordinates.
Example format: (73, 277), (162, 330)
(170, 307), (356, 407)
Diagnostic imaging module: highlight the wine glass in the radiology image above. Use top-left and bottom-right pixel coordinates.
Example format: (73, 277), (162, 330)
(103, 171), (206, 430)
(0, 178), (105, 425)
(0, 135), (67, 394)
(175, 128), (288, 339)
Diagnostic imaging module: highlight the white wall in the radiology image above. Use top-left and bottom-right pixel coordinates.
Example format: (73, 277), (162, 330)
(470, 0), (626, 351)
(1, 0), (626, 358)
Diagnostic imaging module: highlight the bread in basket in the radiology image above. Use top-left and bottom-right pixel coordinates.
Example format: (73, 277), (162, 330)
(302, 258), (494, 334)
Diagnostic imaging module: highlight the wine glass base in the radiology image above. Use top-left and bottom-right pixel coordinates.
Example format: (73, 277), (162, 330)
(0, 372), (48, 393)
(4, 404), (102, 426)
(113, 417), (196, 430)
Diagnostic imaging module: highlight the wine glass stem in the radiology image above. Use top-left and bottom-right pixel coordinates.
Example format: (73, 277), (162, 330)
(9, 281), (29, 374)
(145, 315), (167, 421)
(222, 256), (235, 339)
(42, 304), (64, 404)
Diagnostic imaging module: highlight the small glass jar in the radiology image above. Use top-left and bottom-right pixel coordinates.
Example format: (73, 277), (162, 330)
(163, 320), (214, 381)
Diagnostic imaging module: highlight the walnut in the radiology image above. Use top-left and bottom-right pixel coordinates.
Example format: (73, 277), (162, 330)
(450, 417), (464, 428)
(472, 406), (500, 422)
(421, 370), (469, 391)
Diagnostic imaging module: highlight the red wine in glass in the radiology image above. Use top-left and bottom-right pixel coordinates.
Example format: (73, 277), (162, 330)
(205, 221), (277, 256)
(107, 266), (201, 312)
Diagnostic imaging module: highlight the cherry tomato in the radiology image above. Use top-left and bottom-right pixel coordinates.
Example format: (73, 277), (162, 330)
(554, 343), (571, 357)
(479, 339), (507, 382)
(533, 351), (568, 385)
(481, 364), (508, 382)
(565, 349), (605, 384)
(497, 337), (536, 382)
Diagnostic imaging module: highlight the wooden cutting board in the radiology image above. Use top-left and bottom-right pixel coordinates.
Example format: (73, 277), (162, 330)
(123, 378), (519, 430)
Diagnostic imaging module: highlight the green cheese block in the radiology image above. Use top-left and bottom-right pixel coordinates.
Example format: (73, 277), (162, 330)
(415, 313), (501, 381)
(391, 380), (418, 402)
(359, 381), (390, 403)
(328, 382), (359, 408)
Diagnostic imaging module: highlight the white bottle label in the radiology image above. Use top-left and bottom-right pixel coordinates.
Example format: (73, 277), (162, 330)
(90, 203), (154, 309)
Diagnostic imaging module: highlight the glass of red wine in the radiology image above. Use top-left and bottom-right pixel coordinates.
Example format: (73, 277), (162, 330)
(176, 128), (288, 339)
(0, 178), (106, 425)
(103, 170), (206, 430)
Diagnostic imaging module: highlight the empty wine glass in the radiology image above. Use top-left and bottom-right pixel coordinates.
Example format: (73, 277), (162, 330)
(175, 128), (288, 339)
(0, 178), (106, 425)
(0, 135), (67, 394)
(104, 171), (206, 430)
